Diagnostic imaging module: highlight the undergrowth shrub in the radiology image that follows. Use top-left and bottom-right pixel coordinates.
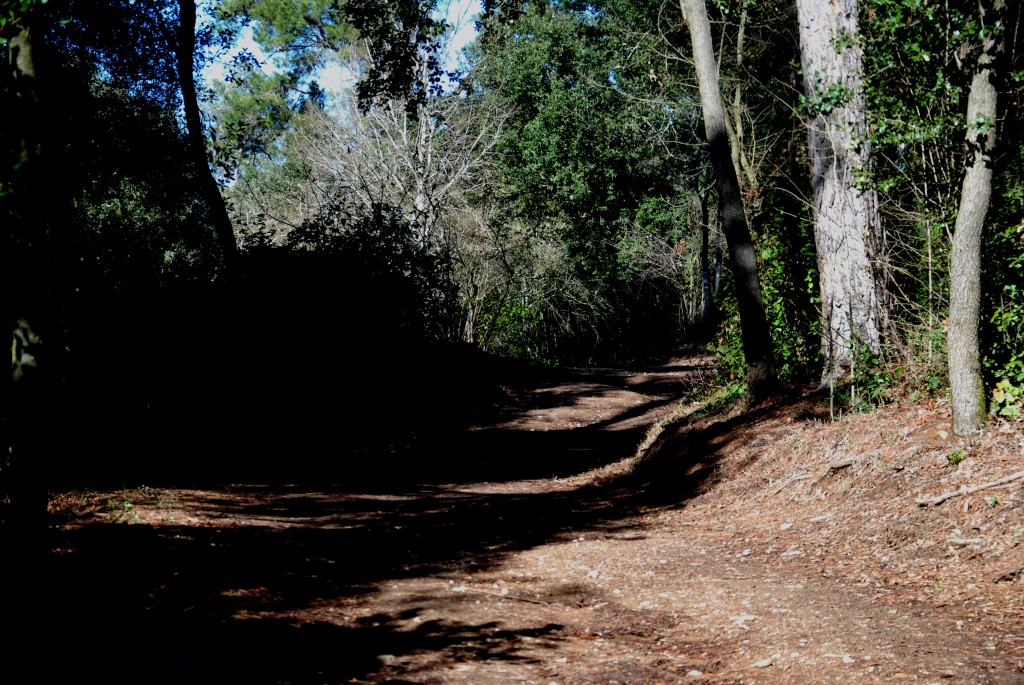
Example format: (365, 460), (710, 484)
(894, 321), (948, 402)
(845, 343), (900, 412)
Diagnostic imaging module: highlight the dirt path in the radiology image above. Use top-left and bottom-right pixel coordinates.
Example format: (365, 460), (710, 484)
(48, 354), (1024, 683)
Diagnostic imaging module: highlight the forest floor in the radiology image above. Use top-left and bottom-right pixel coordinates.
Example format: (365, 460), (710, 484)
(48, 350), (1024, 684)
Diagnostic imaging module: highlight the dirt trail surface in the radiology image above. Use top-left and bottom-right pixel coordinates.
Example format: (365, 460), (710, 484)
(49, 353), (1024, 684)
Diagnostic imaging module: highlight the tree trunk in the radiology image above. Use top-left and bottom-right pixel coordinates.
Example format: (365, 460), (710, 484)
(680, 0), (778, 401)
(723, 1), (758, 209)
(177, 0), (238, 268)
(5, 17), (52, 538)
(4, 16), (55, 671)
(949, 0), (1005, 436)
(698, 171), (716, 324)
(796, 0), (888, 388)
(700, 191), (712, 324)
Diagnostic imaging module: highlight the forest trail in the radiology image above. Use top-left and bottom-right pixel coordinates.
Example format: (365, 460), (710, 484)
(49, 352), (1024, 684)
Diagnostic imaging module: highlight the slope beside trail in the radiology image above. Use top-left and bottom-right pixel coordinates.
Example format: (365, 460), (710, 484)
(49, 352), (1024, 684)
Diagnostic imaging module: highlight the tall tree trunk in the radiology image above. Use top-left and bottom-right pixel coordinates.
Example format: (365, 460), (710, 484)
(6, 17), (51, 542)
(177, 0), (238, 268)
(680, 0), (779, 401)
(949, 0), (1005, 436)
(4, 15), (55, 673)
(796, 0), (888, 388)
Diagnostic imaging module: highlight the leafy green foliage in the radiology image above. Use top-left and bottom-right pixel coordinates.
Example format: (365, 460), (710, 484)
(473, 1), (691, 361)
(67, 81), (221, 289)
(849, 344), (900, 411)
(0, 0), (222, 292)
(862, 0), (1024, 408)
(985, 220), (1024, 420)
(798, 81), (853, 117)
(900, 321), (947, 402)
(0, 0), (46, 45)
(756, 207), (820, 384)
(862, 0), (970, 311)
(826, 355), (899, 416)
(710, 296), (745, 384)
(991, 379), (1023, 420)
(480, 5), (675, 233)
(212, 69), (295, 167)
(980, 35), (1024, 420)
(217, 0), (446, 110)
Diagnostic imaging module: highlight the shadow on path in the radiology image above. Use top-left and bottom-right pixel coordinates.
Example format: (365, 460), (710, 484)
(47, 359), (775, 683)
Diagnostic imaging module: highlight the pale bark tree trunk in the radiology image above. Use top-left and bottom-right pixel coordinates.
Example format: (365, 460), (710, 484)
(680, 0), (779, 401)
(796, 0), (888, 388)
(949, 0), (1005, 435)
(414, 111), (430, 240)
(722, 1), (758, 209)
(177, 0), (238, 269)
(412, 57), (432, 245)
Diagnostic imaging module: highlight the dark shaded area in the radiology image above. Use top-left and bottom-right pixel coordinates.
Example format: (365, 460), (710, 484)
(53, 243), (705, 489)
(44, 374), (817, 684)
(49, 487), (587, 683)
(55, 272), (503, 487)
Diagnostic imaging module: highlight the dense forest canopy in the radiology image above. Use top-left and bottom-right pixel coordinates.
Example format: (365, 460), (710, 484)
(3, 0), (1024, 501)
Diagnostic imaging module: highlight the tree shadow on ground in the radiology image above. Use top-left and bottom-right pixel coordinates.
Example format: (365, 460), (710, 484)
(54, 569), (567, 683)
(614, 390), (821, 500)
(48, 365), (815, 682)
(48, 471), (609, 681)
